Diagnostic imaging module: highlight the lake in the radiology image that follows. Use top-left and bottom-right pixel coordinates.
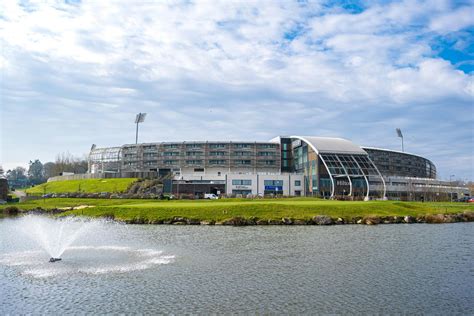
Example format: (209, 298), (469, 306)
(0, 217), (473, 314)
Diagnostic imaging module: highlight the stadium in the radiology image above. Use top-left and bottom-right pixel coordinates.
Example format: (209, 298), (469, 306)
(86, 136), (469, 201)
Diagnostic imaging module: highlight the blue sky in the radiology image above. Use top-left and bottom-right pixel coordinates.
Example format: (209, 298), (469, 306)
(0, 0), (473, 180)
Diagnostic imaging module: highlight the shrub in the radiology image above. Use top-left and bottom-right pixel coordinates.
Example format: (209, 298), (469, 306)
(3, 206), (19, 216)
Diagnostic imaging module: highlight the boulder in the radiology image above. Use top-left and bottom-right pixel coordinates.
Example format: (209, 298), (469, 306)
(293, 219), (308, 225)
(403, 216), (416, 223)
(336, 217), (345, 225)
(256, 219), (269, 225)
(200, 220), (215, 225)
(312, 215), (334, 225)
(462, 211), (474, 222)
(363, 216), (381, 225)
(281, 217), (293, 225)
(268, 219), (282, 225)
(222, 217), (247, 226)
(425, 214), (445, 224)
(186, 218), (201, 225)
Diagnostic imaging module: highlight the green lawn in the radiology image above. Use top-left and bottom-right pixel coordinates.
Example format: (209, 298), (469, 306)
(24, 178), (138, 195)
(2, 197), (473, 222)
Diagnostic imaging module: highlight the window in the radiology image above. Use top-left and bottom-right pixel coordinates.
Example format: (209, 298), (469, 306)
(164, 160), (178, 165)
(163, 152), (179, 156)
(209, 160), (226, 165)
(144, 153), (157, 158)
(258, 144), (277, 148)
(257, 152), (275, 156)
(186, 144), (202, 148)
(186, 160), (202, 165)
(294, 180), (301, 186)
(194, 168), (204, 172)
(232, 179), (252, 185)
(234, 143), (251, 148)
(209, 143), (226, 148)
(264, 180), (283, 186)
(235, 160), (251, 165)
(210, 151), (225, 156)
(264, 160), (275, 165)
(163, 144), (179, 149)
(232, 189), (252, 195)
(186, 151), (203, 156)
(234, 151), (250, 156)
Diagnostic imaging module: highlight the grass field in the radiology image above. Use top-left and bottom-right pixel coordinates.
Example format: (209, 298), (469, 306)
(24, 178), (138, 195)
(2, 197), (473, 222)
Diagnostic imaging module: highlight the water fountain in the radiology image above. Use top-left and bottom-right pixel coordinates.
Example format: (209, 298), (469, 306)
(0, 215), (175, 278)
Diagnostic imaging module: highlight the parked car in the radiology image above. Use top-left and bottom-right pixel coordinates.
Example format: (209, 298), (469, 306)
(468, 197), (474, 203)
(204, 193), (219, 200)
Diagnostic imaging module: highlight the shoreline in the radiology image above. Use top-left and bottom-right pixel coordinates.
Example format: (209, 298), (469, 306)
(3, 207), (473, 226)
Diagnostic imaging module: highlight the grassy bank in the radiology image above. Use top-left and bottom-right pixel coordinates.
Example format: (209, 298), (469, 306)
(1, 198), (473, 222)
(25, 178), (138, 195)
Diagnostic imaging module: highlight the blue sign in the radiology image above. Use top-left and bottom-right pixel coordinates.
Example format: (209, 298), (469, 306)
(265, 186), (283, 191)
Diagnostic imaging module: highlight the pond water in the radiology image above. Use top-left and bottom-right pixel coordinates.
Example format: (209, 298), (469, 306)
(0, 216), (473, 314)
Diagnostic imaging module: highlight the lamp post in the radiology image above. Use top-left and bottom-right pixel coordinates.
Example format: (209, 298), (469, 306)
(396, 128), (404, 152)
(135, 113), (147, 144)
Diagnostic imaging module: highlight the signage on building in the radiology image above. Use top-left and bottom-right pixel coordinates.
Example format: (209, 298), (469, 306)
(336, 180), (350, 186)
(235, 185), (251, 189)
(265, 185), (283, 191)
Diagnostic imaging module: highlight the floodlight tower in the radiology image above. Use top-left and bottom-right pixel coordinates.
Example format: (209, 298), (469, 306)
(396, 128), (404, 152)
(135, 113), (147, 144)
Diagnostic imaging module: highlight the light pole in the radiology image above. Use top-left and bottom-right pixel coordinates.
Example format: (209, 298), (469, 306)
(396, 128), (404, 152)
(135, 113), (147, 144)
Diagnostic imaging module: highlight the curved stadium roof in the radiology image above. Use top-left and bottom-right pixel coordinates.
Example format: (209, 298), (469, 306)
(290, 136), (368, 155)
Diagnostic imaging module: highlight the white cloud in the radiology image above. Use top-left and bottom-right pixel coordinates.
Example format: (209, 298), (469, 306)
(0, 0), (473, 179)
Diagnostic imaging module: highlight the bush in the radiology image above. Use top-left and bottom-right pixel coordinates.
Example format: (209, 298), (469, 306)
(3, 206), (19, 216)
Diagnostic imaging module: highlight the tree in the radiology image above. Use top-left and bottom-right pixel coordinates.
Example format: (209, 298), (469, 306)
(28, 159), (45, 184)
(43, 162), (56, 180)
(6, 167), (28, 188)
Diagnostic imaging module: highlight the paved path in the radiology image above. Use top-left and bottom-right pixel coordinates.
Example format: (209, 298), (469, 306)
(13, 189), (27, 198)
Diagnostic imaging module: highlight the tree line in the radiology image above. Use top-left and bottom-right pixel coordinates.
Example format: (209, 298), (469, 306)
(0, 152), (88, 188)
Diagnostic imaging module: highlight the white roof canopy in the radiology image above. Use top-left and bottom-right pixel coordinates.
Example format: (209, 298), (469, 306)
(290, 136), (367, 155)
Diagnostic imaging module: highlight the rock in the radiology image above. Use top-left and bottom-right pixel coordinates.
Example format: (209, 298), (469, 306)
(356, 219), (363, 224)
(293, 219), (308, 225)
(222, 217), (247, 226)
(186, 218), (201, 225)
(425, 214), (445, 224)
(256, 219), (269, 225)
(392, 216), (404, 224)
(150, 219), (163, 224)
(403, 216), (416, 223)
(363, 216), (381, 225)
(268, 219), (282, 225)
(462, 211), (474, 222)
(281, 217), (293, 225)
(200, 220), (215, 225)
(171, 217), (187, 224)
(336, 217), (345, 225)
(246, 217), (258, 225)
(416, 216), (425, 223)
(312, 215), (334, 225)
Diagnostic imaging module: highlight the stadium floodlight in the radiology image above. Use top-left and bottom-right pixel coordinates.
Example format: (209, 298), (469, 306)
(135, 113), (147, 144)
(396, 128), (404, 152)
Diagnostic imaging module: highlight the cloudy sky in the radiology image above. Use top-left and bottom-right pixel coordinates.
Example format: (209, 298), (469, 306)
(1, 0), (473, 180)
